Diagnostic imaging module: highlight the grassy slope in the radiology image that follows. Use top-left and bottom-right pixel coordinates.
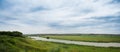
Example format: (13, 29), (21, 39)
(0, 36), (47, 52)
(0, 35), (120, 52)
(43, 35), (120, 42)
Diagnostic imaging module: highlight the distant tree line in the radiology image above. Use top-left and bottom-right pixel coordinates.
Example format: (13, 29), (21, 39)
(28, 33), (119, 36)
(0, 31), (23, 37)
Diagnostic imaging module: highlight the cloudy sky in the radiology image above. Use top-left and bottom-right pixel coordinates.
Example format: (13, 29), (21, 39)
(0, 0), (120, 34)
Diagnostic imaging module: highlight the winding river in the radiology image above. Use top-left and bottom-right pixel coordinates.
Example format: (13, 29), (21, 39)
(30, 36), (120, 47)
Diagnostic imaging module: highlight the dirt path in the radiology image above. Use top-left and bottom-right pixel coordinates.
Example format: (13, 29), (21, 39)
(30, 36), (120, 47)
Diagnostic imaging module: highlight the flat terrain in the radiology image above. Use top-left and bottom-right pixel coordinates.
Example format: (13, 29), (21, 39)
(42, 35), (120, 42)
(0, 35), (120, 52)
(31, 36), (120, 47)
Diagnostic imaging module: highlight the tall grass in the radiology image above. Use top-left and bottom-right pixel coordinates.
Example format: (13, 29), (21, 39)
(43, 35), (120, 42)
(0, 35), (120, 52)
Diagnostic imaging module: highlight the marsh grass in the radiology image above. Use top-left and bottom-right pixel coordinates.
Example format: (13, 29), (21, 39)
(0, 35), (120, 52)
(43, 35), (120, 42)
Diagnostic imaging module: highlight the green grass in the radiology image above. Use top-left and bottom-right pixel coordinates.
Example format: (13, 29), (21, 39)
(0, 35), (120, 52)
(0, 36), (47, 52)
(43, 35), (120, 42)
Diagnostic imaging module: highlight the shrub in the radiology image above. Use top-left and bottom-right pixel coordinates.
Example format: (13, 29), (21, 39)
(0, 31), (23, 37)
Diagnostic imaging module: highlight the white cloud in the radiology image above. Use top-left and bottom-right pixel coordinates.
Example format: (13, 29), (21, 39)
(0, 0), (120, 34)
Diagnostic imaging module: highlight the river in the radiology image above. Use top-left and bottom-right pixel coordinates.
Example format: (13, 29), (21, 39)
(30, 36), (120, 47)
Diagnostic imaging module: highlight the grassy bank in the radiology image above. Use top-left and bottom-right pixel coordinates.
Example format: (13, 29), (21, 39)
(0, 35), (120, 52)
(42, 35), (120, 42)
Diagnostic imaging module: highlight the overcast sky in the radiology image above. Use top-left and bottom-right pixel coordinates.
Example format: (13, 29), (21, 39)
(0, 0), (120, 34)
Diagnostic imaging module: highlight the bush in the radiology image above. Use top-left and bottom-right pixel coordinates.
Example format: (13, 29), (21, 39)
(0, 31), (23, 37)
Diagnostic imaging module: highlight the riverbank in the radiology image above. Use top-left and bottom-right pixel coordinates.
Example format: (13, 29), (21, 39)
(30, 36), (120, 47)
(1, 35), (120, 52)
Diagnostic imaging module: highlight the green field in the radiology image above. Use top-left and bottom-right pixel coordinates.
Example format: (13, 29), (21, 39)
(0, 35), (120, 52)
(43, 35), (120, 42)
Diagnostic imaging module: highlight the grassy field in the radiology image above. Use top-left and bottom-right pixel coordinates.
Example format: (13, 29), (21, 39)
(42, 35), (120, 42)
(0, 35), (120, 52)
